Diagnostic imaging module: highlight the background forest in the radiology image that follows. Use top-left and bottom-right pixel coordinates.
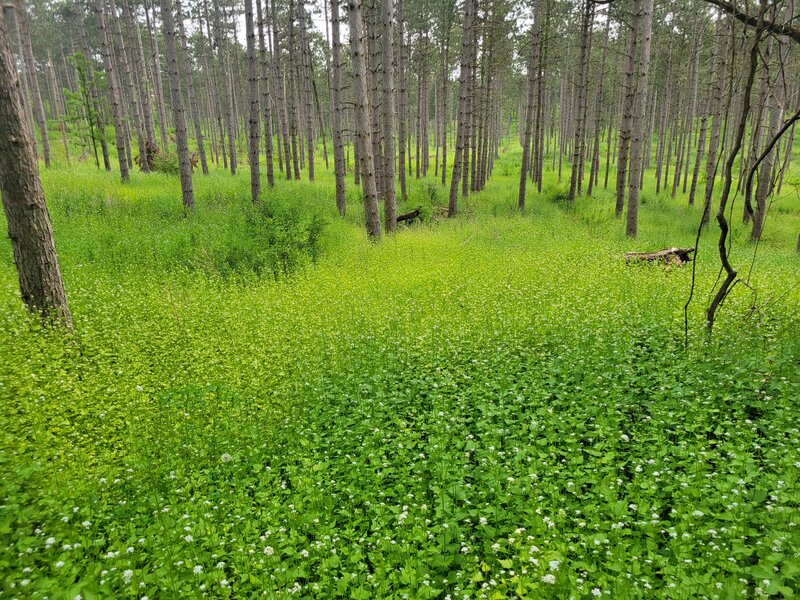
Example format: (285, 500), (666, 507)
(0, 0), (799, 597)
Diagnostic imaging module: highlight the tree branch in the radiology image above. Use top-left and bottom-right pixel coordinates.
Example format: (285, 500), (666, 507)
(703, 0), (800, 43)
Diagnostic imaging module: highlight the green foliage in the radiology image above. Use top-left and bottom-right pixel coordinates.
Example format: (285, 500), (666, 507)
(0, 150), (799, 599)
(148, 149), (181, 176)
(213, 198), (326, 279)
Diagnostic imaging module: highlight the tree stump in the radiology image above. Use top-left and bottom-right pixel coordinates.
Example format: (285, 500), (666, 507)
(625, 247), (695, 265)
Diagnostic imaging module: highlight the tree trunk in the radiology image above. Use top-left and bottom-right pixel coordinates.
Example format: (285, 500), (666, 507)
(95, 0), (130, 182)
(330, 0), (346, 215)
(0, 9), (71, 324)
(213, 0), (237, 174)
(160, 0), (195, 209)
(347, 0), (381, 239)
(381, 0), (397, 233)
(615, 12), (638, 218)
(447, 0), (475, 216)
(299, 0), (315, 181)
(518, 0), (541, 210)
(626, 0), (653, 238)
(144, 0), (169, 148)
(269, 0), (293, 179)
(176, 0), (209, 175)
(14, 0), (51, 167)
(568, 0), (593, 203)
(245, 0), (261, 202)
(256, 0), (275, 187)
(396, 0), (407, 200)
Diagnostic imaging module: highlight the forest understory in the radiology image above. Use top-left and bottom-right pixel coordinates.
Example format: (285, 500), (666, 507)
(1, 144), (799, 598)
(1, 0), (800, 596)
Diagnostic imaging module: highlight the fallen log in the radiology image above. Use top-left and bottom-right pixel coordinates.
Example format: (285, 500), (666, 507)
(625, 247), (695, 265)
(397, 207), (422, 224)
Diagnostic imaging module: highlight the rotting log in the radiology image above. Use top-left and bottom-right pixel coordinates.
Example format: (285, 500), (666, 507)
(625, 247), (695, 265)
(397, 207), (422, 224)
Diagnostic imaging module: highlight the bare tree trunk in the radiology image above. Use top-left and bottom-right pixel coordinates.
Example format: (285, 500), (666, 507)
(245, 0), (261, 202)
(144, 0), (169, 148)
(299, 0), (315, 180)
(702, 16), (726, 225)
(108, 0), (147, 174)
(122, 0), (157, 149)
(447, 0), (475, 216)
(160, 0), (194, 209)
(381, 0), (396, 233)
(14, 1), (51, 167)
(256, 0), (275, 187)
(176, 0), (208, 175)
(269, 0), (293, 179)
(707, 10), (765, 329)
(0, 8), (70, 324)
(347, 0), (381, 239)
(96, 0), (130, 182)
(626, 0), (653, 238)
(568, 0), (593, 203)
(213, 0), (237, 174)
(47, 52), (70, 166)
(615, 13), (638, 217)
(396, 0), (407, 200)
(518, 0), (541, 210)
(367, 0), (384, 195)
(587, 15), (610, 197)
(330, 0), (346, 214)
(202, 1), (227, 170)
(287, 0), (302, 178)
(750, 12), (789, 242)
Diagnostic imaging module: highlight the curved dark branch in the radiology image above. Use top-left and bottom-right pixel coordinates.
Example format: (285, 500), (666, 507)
(744, 106), (800, 217)
(702, 0), (800, 43)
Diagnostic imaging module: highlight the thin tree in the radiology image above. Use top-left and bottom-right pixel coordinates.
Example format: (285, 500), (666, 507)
(245, 0), (261, 202)
(348, 0), (382, 239)
(447, 0), (475, 217)
(13, 0), (51, 167)
(381, 0), (396, 233)
(518, 0), (542, 210)
(330, 0), (346, 214)
(176, 0), (209, 175)
(95, 0), (129, 182)
(160, 0), (195, 209)
(256, 0), (275, 187)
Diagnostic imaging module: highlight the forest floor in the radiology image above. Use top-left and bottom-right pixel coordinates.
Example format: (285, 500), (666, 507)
(1, 146), (799, 599)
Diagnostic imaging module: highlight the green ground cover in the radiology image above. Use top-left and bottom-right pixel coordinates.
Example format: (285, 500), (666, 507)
(1, 146), (799, 599)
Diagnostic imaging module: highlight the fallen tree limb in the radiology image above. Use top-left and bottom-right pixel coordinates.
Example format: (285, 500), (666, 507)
(625, 247), (696, 265)
(397, 207), (422, 224)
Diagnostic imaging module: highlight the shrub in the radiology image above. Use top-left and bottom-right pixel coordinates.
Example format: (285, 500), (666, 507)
(212, 199), (326, 279)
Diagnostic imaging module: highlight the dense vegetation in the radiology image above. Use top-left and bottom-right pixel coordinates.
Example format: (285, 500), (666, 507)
(1, 148), (799, 598)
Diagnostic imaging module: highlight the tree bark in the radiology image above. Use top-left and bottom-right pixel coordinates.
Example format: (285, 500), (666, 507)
(95, 0), (130, 182)
(175, 0), (208, 175)
(0, 9), (71, 324)
(381, 0), (397, 233)
(615, 9), (638, 217)
(256, 0), (275, 187)
(13, 0), (51, 167)
(348, 0), (381, 239)
(330, 0), (346, 215)
(626, 0), (653, 237)
(447, 0), (475, 216)
(160, 0), (195, 209)
(244, 0), (261, 202)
